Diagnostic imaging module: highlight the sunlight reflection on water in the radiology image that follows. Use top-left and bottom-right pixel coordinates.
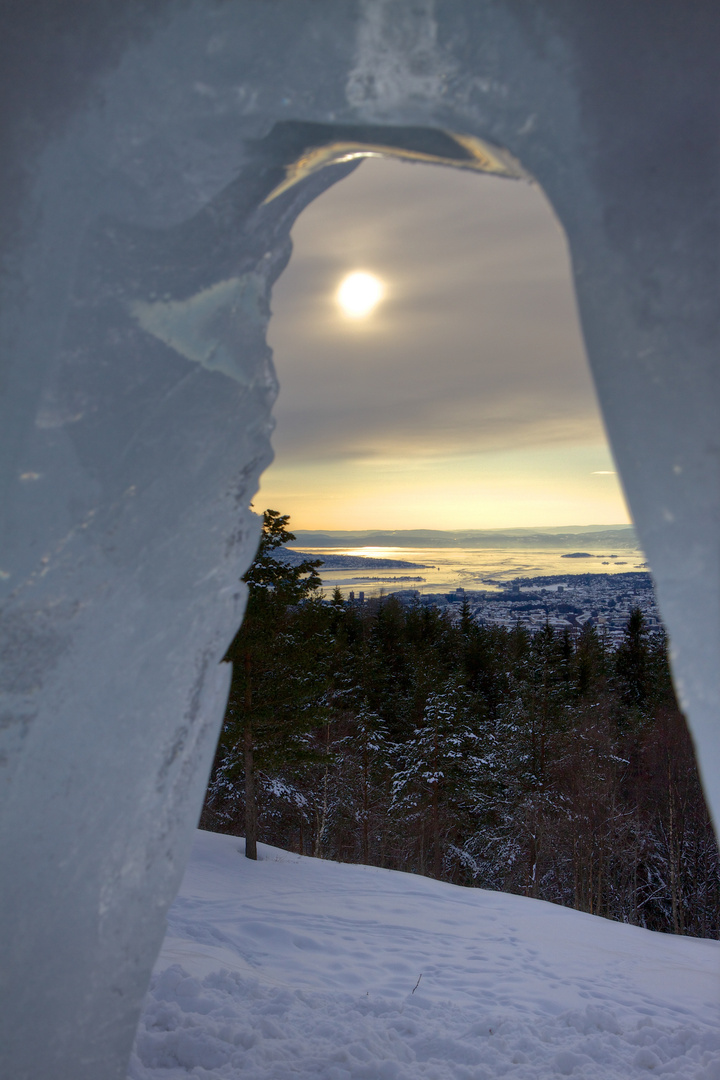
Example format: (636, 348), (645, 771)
(303, 545), (647, 598)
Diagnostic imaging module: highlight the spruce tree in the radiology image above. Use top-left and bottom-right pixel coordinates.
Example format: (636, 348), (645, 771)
(218, 510), (326, 859)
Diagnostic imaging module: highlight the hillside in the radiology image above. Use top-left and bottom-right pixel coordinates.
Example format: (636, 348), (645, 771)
(129, 831), (720, 1079)
(287, 526), (639, 549)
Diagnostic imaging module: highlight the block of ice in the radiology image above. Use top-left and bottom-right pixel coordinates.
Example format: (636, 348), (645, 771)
(0, 3), (717, 1077)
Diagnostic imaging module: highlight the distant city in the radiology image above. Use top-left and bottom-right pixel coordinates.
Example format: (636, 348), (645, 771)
(280, 524), (658, 644)
(385, 573), (658, 646)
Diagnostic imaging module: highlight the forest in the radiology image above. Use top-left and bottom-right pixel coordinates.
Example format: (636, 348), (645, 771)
(201, 512), (720, 939)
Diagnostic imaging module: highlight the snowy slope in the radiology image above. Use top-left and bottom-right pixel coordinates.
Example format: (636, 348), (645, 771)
(129, 831), (720, 1079)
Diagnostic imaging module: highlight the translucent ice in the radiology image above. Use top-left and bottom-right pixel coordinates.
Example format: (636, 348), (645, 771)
(0, 3), (717, 1078)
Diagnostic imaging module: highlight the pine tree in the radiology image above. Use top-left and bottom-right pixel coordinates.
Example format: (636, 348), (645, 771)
(216, 510), (326, 859)
(391, 682), (485, 878)
(615, 606), (649, 712)
(333, 704), (397, 864)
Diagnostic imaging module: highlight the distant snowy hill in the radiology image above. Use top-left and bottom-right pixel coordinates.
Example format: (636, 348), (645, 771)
(288, 527), (639, 550)
(129, 831), (720, 1079)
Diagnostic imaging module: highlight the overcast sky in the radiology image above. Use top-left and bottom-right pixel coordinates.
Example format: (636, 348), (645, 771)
(260, 156), (630, 530)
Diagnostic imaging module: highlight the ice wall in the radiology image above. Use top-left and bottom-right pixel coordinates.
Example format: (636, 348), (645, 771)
(0, 3), (717, 1078)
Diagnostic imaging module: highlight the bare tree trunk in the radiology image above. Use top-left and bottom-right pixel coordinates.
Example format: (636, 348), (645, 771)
(431, 726), (443, 879)
(362, 742), (369, 864)
(314, 763), (330, 858)
(667, 755), (681, 934)
(244, 723), (258, 860)
(528, 823), (538, 898)
(597, 842), (604, 917)
(632, 835), (639, 925)
(588, 849), (594, 913)
(432, 782), (442, 878)
(419, 820), (425, 876)
(243, 653), (258, 861)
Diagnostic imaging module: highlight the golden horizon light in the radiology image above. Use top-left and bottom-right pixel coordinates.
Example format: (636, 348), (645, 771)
(336, 271), (385, 318)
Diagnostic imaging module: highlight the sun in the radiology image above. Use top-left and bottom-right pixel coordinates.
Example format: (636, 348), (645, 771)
(336, 271), (385, 318)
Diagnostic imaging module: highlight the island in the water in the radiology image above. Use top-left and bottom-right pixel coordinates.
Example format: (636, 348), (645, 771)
(561, 552), (594, 559)
(278, 550), (429, 571)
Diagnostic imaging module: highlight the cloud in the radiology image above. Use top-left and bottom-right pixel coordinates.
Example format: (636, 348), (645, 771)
(261, 155), (628, 528)
(258, 444), (629, 531)
(268, 157), (598, 465)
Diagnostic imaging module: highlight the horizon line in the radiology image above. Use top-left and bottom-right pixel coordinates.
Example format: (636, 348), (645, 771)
(285, 523), (635, 534)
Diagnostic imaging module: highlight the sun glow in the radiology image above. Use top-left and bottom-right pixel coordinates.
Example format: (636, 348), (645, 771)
(336, 271), (384, 318)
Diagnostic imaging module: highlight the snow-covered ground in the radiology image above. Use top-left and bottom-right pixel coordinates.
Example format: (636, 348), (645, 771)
(129, 830), (720, 1079)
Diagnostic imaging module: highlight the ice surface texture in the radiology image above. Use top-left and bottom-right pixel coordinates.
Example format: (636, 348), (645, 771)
(0, 2), (718, 1078)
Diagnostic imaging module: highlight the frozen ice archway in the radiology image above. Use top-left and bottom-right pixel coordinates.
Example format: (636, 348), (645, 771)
(0, 3), (718, 1078)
